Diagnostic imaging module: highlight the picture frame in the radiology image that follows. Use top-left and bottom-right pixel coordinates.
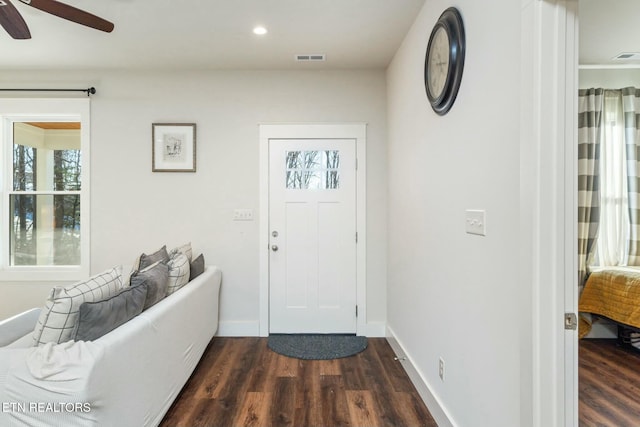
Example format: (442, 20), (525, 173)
(152, 123), (196, 172)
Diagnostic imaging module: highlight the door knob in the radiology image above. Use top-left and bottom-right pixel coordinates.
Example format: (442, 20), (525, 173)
(271, 245), (279, 252)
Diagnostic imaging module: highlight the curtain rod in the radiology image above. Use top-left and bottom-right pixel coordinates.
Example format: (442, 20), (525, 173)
(0, 87), (96, 96)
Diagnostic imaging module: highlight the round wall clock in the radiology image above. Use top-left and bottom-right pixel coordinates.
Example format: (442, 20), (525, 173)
(424, 7), (466, 115)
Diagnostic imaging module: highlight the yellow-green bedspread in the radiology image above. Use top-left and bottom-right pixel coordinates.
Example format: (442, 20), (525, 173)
(579, 267), (640, 338)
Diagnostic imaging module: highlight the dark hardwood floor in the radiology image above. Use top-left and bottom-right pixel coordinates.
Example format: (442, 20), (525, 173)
(580, 339), (640, 427)
(160, 337), (437, 427)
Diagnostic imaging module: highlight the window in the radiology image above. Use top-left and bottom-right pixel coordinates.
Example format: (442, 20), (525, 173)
(285, 150), (340, 190)
(591, 90), (630, 267)
(0, 99), (90, 281)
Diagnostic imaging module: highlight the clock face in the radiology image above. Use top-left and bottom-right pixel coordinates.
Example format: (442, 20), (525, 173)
(427, 26), (450, 99)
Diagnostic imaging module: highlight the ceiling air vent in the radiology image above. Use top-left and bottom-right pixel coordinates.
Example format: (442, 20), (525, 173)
(295, 54), (326, 62)
(613, 52), (640, 61)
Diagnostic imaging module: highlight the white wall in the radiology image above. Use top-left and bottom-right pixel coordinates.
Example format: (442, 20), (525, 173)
(579, 68), (640, 88)
(0, 69), (388, 335)
(386, 1), (522, 426)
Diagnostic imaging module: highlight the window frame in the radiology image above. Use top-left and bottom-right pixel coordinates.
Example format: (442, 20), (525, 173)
(0, 99), (90, 281)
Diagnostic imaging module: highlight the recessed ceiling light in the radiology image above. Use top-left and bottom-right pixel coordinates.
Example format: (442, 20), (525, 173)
(253, 26), (267, 35)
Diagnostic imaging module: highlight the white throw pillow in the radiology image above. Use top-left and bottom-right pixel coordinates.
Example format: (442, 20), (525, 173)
(166, 253), (190, 295)
(32, 266), (124, 346)
(169, 242), (193, 263)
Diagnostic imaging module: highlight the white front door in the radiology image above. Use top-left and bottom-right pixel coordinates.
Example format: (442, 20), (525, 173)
(269, 138), (357, 333)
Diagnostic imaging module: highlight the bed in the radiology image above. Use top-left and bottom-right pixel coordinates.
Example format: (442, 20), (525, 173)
(579, 266), (640, 342)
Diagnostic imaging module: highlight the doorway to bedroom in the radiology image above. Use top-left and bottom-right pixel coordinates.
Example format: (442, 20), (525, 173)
(576, 1), (640, 425)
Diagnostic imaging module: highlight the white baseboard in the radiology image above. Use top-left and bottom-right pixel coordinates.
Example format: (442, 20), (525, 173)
(217, 320), (386, 337)
(386, 326), (455, 427)
(216, 321), (260, 337)
(365, 321), (386, 337)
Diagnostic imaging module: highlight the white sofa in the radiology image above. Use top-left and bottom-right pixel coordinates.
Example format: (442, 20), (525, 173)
(0, 266), (222, 427)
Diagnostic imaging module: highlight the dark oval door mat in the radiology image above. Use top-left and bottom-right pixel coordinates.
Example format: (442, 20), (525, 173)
(267, 334), (368, 360)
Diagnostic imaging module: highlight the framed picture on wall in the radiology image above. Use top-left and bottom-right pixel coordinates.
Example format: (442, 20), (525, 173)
(152, 123), (196, 172)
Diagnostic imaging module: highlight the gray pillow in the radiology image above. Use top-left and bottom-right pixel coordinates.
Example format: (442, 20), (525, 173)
(130, 261), (169, 310)
(189, 254), (205, 281)
(139, 245), (169, 270)
(73, 284), (147, 342)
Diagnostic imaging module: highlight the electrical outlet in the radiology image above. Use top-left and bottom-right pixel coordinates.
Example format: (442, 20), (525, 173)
(439, 357), (445, 381)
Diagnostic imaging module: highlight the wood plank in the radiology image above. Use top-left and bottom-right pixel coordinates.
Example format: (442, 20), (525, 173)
(340, 353), (367, 391)
(357, 338), (405, 426)
(246, 339), (278, 392)
(270, 376), (297, 427)
(320, 375), (351, 427)
(192, 337), (245, 399)
(346, 390), (384, 427)
(230, 392), (272, 427)
(274, 353), (300, 378)
(318, 358), (342, 376)
(294, 360), (323, 427)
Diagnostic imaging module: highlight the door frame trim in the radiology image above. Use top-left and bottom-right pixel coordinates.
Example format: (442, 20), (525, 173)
(521, 1), (578, 426)
(258, 123), (367, 337)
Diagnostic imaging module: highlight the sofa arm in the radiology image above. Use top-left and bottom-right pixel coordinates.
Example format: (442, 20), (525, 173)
(0, 308), (41, 347)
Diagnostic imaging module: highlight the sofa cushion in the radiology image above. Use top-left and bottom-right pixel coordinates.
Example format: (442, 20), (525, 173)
(130, 261), (169, 310)
(32, 266), (124, 346)
(166, 253), (190, 295)
(189, 254), (205, 281)
(73, 283), (148, 342)
(138, 245), (170, 270)
(169, 242), (193, 263)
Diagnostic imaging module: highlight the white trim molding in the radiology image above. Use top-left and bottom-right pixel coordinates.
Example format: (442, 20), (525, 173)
(386, 326), (455, 427)
(0, 98), (91, 282)
(216, 321), (260, 337)
(258, 123), (367, 337)
(520, 1), (578, 426)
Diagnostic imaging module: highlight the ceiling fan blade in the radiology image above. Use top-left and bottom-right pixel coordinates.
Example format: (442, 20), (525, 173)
(18, 0), (114, 33)
(0, 0), (31, 39)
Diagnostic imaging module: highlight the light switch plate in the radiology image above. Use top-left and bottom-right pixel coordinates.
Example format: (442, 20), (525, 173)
(465, 209), (486, 236)
(233, 209), (254, 221)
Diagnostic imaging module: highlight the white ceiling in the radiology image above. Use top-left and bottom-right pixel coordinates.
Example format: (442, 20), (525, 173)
(1, 0), (633, 71)
(580, 0), (640, 67)
(0, 0), (426, 71)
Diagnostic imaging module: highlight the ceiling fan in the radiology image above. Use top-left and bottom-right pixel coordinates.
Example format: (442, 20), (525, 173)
(0, 0), (114, 39)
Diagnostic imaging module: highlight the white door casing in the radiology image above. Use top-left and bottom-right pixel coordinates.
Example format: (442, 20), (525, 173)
(269, 139), (356, 333)
(259, 124), (367, 337)
(520, 1), (578, 426)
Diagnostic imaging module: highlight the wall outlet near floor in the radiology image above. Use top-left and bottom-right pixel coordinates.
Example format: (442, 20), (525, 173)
(233, 209), (254, 221)
(439, 357), (445, 381)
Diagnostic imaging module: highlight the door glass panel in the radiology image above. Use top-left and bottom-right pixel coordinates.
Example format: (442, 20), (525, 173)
(286, 151), (303, 169)
(286, 171), (303, 189)
(286, 150), (340, 190)
(304, 151), (321, 168)
(322, 150), (340, 168)
(304, 171), (324, 189)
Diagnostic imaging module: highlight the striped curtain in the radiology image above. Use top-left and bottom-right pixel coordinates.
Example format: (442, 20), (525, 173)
(623, 87), (640, 265)
(578, 88), (602, 288)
